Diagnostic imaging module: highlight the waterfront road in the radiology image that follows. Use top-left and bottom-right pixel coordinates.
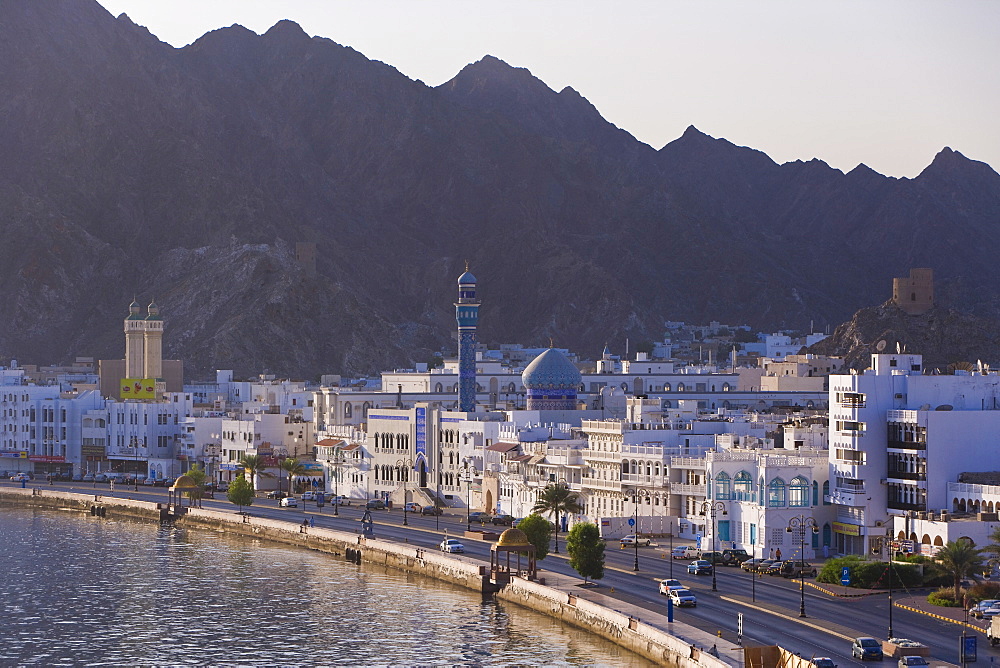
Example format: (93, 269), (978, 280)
(15, 481), (987, 665)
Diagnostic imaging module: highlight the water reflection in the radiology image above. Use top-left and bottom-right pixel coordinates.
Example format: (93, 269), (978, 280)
(0, 508), (651, 666)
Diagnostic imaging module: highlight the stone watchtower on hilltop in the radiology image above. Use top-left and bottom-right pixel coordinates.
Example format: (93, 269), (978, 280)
(892, 268), (934, 315)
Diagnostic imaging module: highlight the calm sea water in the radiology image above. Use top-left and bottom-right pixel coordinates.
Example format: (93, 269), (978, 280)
(0, 506), (650, 667)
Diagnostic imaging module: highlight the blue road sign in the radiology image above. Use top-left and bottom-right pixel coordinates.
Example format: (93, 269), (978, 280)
(841, 566), (851, 586)
(962, 635), (977, 663)
(628, 517), (636, 527)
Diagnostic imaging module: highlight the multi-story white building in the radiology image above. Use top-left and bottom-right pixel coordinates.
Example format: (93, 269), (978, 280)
(829, 353), (1000, 555)
(105, 392), (194, 480)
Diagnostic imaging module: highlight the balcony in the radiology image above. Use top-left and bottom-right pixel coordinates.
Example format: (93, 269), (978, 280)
(671, 483), (707, 496)
(581, 477), (623, 491)
(888, 439), (926, 451)
(886, 470), (926, 482)
(888, 500), (926, 512)
(827, 488), (866, 507)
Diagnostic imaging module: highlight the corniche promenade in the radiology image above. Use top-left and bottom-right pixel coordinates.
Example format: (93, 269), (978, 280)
(0, 487), (740, 667)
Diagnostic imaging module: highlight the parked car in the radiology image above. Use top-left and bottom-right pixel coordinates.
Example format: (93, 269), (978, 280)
(898, 657), (928, 668)
(765, 561), (785, 576)
(491, 514), (515, 526)
(217, 481), (230, 492)
(365, 499), (386, 510)
(152, 477), (168, 487)
(143, 478), (156, 486)
(721, 549), (751, 566)
(970, 599), (1000, 619)
(752, 559), (777, 574)
(981, 605), (1000, 619)
(82, 473), (95, 482)
(266, 491), (289, 500)
(403, 502), (422, 513)
(279, 496), (298, 508)
(511, 518), (524, 527)
(851, 637), (884, 661)
(332, 495), (351, 506)
(699, 551), (725, 565)
(668, 588), (697, 607)
(741, 558), (766, 572)
(780, 561), (818, 578)
(94, 473), (108, 482)
(671, 546), (699, 560)
(688, 560), (714, 575)
(301, 491), (316, 501)
(422, 505), (442, 516)
(468, 511), (492, 524)
(440, 538), (465, 553)
(658, 578), (685, 595)
(813, 658), (837, 668)
(621, 535), (652, 547)
(10, 473), (30, 482)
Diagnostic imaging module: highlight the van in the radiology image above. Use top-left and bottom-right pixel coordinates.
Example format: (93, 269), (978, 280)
(671, 546), (699, 560)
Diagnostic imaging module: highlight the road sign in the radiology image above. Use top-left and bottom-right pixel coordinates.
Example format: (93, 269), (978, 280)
(841, 566), (851, 586)
(628, 517), (636, 527)
(962, 635), (977, 663)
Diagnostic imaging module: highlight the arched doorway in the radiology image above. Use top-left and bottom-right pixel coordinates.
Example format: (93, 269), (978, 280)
(419, 460), (428, 488)
(485, 490), (493, 513)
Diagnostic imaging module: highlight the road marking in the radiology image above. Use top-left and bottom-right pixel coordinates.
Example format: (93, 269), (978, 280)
(718, 595), (856, 642)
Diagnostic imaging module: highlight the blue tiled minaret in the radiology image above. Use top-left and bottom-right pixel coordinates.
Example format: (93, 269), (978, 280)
(455, 264), (479, 412)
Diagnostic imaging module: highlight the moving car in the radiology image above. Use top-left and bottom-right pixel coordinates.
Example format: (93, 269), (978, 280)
(10, 473), (30, 482)
(421, 505), (442, 516)
(668, 588), (697, 607)
(332, 495), (350, 506)
(279, 496), (298, 508)
(687, 560), (714, 575)
(266, 491), (289, 500)
(898, 657), (928, 668)
(851, 637), (884, 661)
(404, 502), (422, 513)
(812, 658), (837, 668)
(658, 579), (685, 595)
(440, 538), (465, 553)
(671, 546), (699, 560)
(301, 491), (316, 501)
(491, 515), (515, 526)
(620, 535), (651, 547)
(365, 499), (386, 510)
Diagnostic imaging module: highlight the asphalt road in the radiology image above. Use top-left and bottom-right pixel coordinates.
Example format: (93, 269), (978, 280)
(10, 480), (995, 665)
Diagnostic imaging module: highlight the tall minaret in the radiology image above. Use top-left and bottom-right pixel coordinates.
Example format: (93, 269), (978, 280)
(143, 300), (163, 379)
(455, 264), (480, 412)
(124, 299), (145, 378)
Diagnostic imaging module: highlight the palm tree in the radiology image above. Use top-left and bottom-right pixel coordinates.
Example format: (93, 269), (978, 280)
(279, 457), (307, 495)
(532, 483), (583, 554)
(184, 463), (207, 508)
(936, 539), (983, 600)
(237, 454), (272, 493)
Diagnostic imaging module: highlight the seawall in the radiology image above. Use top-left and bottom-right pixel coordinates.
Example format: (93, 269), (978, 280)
(0, 488), (741, 667)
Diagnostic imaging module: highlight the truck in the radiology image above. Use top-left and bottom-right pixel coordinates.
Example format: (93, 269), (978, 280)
(989, 616), (1000, 646)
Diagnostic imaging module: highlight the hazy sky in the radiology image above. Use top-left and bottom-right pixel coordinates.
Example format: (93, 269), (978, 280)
(95, 0), (999, 178)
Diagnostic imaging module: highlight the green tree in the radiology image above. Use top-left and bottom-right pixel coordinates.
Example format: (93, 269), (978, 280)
(237, 454), (272, 492)
(566, 522), (605, 584)
(532, 484), (583, 553)
(279, 457), (307, 495)
(227, 474), (255, 513)
(937, 539), (983, 600)
(516, 513), (552, 561)
(184, 463), (207, 507)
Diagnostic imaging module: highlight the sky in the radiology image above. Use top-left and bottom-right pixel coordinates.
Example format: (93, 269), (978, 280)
(95, 0), (999, 178)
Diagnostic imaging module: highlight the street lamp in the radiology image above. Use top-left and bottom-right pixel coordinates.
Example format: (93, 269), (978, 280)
(751, 505), (767, 603)
(462, 459), (476, 532)
(786, 514), (819, 617)
(396, 458), (412, 526)
(554, 476), (570, 555)
(700, 500), (727, 592)
(331, 447), (345, 517)
(132, 436), (140, 492)
(632, 488), (650, 571)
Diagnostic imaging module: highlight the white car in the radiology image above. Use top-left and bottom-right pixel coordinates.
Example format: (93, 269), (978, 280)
(301, 491), (315, 501)
(440, 538), (465, 553)
(671, 546), (699, 559)
(10, 473), (30, 482)
(668, 588), (697, 607)
(620, 534), (651, 546)
(658, 579), (685, 595)
(279, 496), (298, 508)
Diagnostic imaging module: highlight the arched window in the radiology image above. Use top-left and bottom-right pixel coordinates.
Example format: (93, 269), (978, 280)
(734, 471), (753, 501)
(664, 383), (671, 392)
(812, 480), (819, 506)
(435, 383), (443, 393)
(344, 403), (352, 418)
(722, 382), (731, 392)
(677, 383), (686, 391)
(715, 472), (732, 500)
(621, 460), (630, 475)
(768, 478), (787, 507)
(822, 480), (831, 505)
(789, 476), (809, 507)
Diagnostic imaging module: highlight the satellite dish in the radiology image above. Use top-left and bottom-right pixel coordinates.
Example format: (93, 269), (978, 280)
(876, 340), (887, 352)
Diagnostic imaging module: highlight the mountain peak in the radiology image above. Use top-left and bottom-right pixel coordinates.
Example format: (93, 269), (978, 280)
(263, 19), (310, 42)
(917, 146), (1000, 184)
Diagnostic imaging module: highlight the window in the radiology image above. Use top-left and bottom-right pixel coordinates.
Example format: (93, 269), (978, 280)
(835, 420), (865, 434)
(822, 480), (831, 504)
(734, 471), (754, 501)
(768, 478), (787, 507)
(789, 476), (809, 507)
(714, 472), (732, 500)
(836, 448), (865, 464)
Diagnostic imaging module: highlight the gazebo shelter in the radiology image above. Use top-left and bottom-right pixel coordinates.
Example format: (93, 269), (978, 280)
(168, 474), (200, 507)
(490, 528), (537, 581)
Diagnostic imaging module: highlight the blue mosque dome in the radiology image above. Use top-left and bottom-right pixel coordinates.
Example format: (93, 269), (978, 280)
(457, 270), (477, 285)
(521, 349), (582, 390)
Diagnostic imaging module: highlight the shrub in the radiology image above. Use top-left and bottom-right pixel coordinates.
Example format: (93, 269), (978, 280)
(817, 556), (921, 589)
(928, 587), (962, 607)
(968, 581), (1000, 602)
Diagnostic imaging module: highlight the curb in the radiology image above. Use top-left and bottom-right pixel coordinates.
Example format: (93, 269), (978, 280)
(806, 581), (886, 598)
(893, 601), (986, 633)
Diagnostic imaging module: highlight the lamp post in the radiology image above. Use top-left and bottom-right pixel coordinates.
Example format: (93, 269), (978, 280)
(331, 447), (345, 517)
(700, 500), (727, 592)
(554, 476), (570, 555)
(133, 436), (140, 492)
(396, 458), (412, 526)
(751, 505), (766, 603)
(786, 514), (819, 618)
(632, 488), (650, 572)
(463, 459), (476, 532)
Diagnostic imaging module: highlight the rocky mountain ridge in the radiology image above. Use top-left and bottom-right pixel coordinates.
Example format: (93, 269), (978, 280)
(1, 0), (999, 379)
